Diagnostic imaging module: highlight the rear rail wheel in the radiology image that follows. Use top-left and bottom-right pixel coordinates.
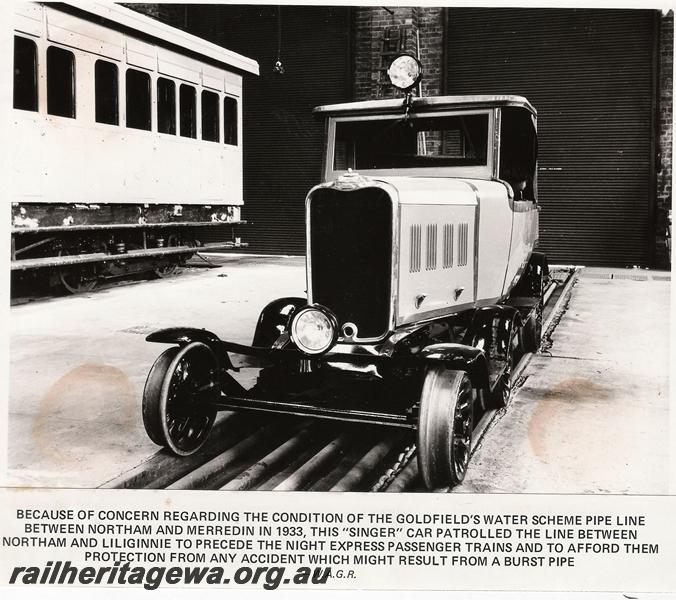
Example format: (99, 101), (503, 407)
(486, 317), (519, 410)
(142, 341), (219, 456)
(521, 297), (543, 353)
(512, 251), (549, 354)
(417, 366), (474, 489)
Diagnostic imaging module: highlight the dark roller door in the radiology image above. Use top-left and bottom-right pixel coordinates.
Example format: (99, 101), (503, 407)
(183, 6), (352, 255)
(446, 8), (657, 266)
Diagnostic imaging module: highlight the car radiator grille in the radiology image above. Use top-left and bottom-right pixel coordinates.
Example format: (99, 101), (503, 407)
(309, 187), (392, 340)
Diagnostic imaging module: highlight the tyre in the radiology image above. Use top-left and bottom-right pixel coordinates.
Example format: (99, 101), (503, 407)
(142, 342), (218, 456)
(417, 366), (474, 489)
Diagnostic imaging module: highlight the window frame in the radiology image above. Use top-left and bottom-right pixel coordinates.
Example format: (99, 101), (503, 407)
(46, 44), (76, 119)
(223, 95), (239, 147)
(325, 109), (495, 181)
(201, 89), (220, 143)
(125, 67), (152, 132)
(179, 83), (197, 139)
(157, 77), (177, 135)
(13, 35), (39, 112)
(94, 59), (119, 126)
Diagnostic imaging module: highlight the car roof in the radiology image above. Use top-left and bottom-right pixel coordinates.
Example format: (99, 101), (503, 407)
(314, 95), (536, 117)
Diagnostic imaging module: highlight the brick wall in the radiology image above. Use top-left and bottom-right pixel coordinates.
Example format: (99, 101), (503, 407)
(417, 8), (444, 98)
(353, 7), (444, 101)
(656, 11), (673, 268)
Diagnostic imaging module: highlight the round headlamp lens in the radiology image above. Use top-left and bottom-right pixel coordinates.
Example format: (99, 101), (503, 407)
(291, 307), (336, 355)
(387, 54), (422, 90)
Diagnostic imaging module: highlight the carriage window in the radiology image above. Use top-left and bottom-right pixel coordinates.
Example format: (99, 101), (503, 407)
(14, 36), (38, 112)
(201, 91), (219, 142)
(180, 84), (196, 138)
(126, 69), (151, 131)
(223, 97), (238, 145)
(95, 60), (118, 125)
(47, 46), (75, 118)
(157, 78), (176, 135)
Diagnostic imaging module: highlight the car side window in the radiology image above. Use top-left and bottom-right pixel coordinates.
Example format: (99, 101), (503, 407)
(13, 36), (38, 112)
(499, 107), (537, 202)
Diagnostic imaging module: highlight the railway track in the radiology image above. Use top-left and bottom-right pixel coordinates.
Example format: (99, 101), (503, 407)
(101, 267), (578, 493)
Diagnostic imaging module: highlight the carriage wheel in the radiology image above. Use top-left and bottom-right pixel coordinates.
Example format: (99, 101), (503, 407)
(142, 341), (219, 456)
(153, 234), (179, 278)
(57, 250), (98, 294)
(58, 266), (98, 294)
(417, 366), (474, 489)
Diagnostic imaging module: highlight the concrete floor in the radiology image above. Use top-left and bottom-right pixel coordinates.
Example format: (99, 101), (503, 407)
(5, 259), (671, 493)
(7, 255), (305, 488)
(461, 267), (671, 495)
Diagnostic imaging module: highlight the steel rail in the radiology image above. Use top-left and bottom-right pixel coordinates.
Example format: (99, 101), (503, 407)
(101, 268), (576, 493)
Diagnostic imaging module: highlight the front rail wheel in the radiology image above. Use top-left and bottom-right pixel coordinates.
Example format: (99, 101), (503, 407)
(142, 342), (218, 456)
(417, 366), (474, 490)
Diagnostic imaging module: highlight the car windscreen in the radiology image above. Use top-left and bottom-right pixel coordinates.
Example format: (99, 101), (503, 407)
(334, 113), (489, 171)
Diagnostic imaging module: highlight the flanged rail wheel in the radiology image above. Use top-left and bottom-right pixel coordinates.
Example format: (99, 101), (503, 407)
(417, 366), (474, 490)
(142, 341), (219, 456)
(521, 297), (543, 353)
(153, 234), (180, 278)
(57, 249), (98, 294)
(486, 317), (519, 410)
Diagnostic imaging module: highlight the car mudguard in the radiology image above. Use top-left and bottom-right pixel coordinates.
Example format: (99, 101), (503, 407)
(146, 327), (222, 346)
(252, 297), (306, 347)
(146, 327), (237, 372)
(419, 343), (490, 391)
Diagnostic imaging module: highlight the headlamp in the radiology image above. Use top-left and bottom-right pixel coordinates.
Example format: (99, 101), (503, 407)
(387, 54), (423, 91)
(290, 305), (338, 356)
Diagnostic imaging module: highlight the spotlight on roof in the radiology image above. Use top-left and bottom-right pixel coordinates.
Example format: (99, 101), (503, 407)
(387, 54), (423, 92)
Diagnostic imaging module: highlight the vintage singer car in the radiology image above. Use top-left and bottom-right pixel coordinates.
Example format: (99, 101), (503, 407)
(141, 55), (548, 490)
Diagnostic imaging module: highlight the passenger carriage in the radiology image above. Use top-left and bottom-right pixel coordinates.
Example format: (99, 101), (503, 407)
(141, 55), (549, 489)
(10, 2), (258, 292)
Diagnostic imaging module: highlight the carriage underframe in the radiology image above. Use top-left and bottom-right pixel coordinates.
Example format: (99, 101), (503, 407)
(11, 219), (247, 293)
